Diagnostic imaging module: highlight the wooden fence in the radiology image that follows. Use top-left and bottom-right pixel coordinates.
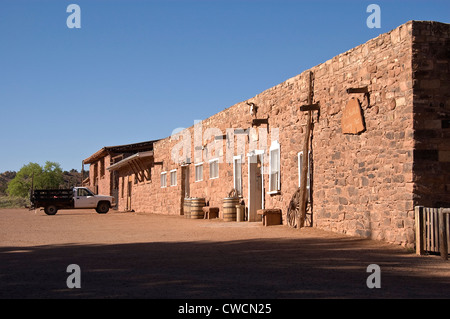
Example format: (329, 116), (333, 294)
(415, 206), (450, 260)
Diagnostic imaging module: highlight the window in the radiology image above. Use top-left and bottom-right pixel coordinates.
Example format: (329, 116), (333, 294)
(233, 155), (243, 196)
(195, 163), (203, 182)
(298, 151), (311, 199)
(100, 158), (105, 177)
(209, 158), (219, 179)
(170, 169), (177, 186)
(77, 188), (93, 197)
(161, 172), (167, 188)
(269, 141), (281, 193)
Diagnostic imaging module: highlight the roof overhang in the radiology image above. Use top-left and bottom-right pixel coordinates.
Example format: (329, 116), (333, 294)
(107, 151), (154, 171)
(83, 139), (159, 164)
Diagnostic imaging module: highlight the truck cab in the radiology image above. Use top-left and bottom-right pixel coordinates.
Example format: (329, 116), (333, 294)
(73, 187), (114, 212)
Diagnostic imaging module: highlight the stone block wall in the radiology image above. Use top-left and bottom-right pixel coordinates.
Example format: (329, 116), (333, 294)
(88, 155), (112, 196)
(115, 21), (449, 248)
(411, 21), (450, 207)
(309, 22), (415, 246)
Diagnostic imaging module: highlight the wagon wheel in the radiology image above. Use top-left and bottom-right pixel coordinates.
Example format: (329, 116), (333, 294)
(287, 188), (301, 228)
(287, 188), (312, 228)
(304, 198), (312, 227)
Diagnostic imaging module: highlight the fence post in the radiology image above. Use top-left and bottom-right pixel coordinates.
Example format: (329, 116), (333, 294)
(415, 206), (424, 255)
(439, 208), (448, 260)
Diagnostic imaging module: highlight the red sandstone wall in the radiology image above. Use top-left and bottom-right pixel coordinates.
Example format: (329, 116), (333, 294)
(116, 21), (449, 248)
(88, 155), (112, 196)
(411, 21), (450, 208)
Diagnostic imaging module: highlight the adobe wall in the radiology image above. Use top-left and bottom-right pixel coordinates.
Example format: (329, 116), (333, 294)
(120, 21), (449, 248)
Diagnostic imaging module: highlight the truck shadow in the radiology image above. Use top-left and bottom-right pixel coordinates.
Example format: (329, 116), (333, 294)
(1, 237), (449, 299)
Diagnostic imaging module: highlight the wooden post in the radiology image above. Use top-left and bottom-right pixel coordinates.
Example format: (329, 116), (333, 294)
(81, 160), (85, 186)
(298, 71), (313, 229)
(439, 208), (448, 260)
(415, 206), (424, 255)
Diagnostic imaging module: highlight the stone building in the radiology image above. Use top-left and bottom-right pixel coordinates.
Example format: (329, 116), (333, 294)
(88, 21), (450, 248)
(82, 140), (158, 204)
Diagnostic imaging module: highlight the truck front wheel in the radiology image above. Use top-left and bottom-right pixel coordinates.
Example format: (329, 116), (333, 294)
(96, 202), (110, 214)
(44, 205), (58, 215)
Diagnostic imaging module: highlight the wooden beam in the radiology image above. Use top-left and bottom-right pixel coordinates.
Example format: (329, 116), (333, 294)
(415, 206), (424, 255)
(129, 160), (143, 183)
(153, 161), (163, 166)
(439, 208), (448, 260)
(234, 129), (249, 135)
(346, 87), (369, 94)
(132, 159), (147, 182)
(214, 134), (227, 140)
(251, 118), (269, 127)
(300, 103), (320, 112)
(298, 71), (314, 229)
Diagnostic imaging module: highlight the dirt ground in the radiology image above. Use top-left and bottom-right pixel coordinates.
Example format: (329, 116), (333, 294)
(0, 208), (449, 299)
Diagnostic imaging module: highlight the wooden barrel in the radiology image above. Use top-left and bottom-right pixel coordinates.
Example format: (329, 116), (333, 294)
(190, 198), (206, 219)
(183, 198), (191, 218)
(223, 197), (240, 222)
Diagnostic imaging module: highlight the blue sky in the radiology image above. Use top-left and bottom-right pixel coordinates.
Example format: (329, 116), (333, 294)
(0, 0), (449, 172)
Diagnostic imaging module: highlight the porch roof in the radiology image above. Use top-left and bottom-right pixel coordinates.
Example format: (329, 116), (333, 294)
(107, 151), (154, 171)
(83, 140), (159, 164)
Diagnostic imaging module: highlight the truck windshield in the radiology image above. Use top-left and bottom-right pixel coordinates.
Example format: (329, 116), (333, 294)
(77, 188), (94, 197)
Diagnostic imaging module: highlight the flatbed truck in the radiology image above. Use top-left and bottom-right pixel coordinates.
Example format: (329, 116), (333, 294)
(31, 187), (114, 215)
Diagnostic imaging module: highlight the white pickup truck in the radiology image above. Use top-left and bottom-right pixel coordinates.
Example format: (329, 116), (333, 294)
(31, 187), (114, 215)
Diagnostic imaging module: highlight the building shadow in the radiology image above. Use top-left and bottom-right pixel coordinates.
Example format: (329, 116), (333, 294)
(1, 237), (449, 299)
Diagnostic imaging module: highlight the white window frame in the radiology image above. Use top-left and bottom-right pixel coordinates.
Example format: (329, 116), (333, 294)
(268, 140), (281, 194)
(209, 158), (219, 180)
(195, 163), (203, 182)
(160, 171), (167, 188)
(170, 169), (177, 187)
(233, 155), (243, 196)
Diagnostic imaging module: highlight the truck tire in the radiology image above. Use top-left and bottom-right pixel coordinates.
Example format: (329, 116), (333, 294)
(44, 205), (58, 215)
(96, 201), (110, 214)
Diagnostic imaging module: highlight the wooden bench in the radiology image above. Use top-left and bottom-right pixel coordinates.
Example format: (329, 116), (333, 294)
(202, 206), (219, 219)
(257, 209), (282, 226)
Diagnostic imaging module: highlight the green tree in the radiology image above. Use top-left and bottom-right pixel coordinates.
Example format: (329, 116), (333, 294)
(6, 163), (42, 198)
(6, 162), (64, 198)
(40, 161), (64, 189)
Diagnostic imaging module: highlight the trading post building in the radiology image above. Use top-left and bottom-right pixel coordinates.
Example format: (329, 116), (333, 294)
(84, 21), (450, 248)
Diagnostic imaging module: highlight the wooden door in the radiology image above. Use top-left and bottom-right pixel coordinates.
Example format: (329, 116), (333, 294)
(248, 153), (264, 222)
(127, 177), (132, 211)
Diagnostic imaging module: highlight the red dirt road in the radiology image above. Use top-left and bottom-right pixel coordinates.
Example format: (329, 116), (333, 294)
(0, 208), (449, 299)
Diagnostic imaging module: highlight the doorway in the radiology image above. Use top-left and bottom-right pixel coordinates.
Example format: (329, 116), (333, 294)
(248, 151), (264, 222)
(181, 165), (190, 215)
(126, 177), (132, 211)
